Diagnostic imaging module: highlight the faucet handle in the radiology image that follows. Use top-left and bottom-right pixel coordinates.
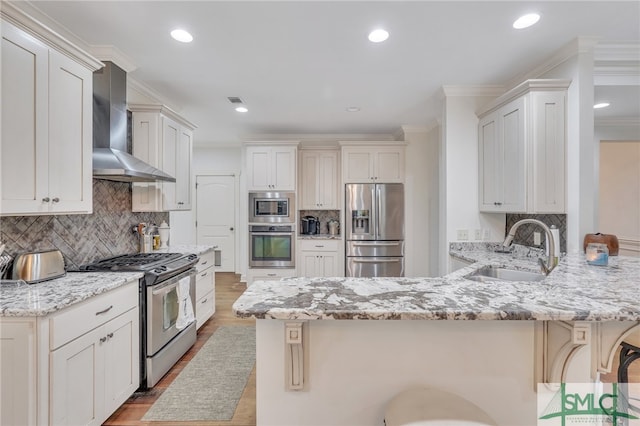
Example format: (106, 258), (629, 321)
(538, 257), (551, 275)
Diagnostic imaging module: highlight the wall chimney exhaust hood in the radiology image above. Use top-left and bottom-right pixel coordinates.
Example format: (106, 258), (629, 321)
(93, 61), (175, 182)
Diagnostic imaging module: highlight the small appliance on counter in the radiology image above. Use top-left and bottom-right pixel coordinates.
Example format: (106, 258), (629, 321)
(328, 219), (340, 236)
(301, 216), (319, 235)
(12, 249), (66, 283)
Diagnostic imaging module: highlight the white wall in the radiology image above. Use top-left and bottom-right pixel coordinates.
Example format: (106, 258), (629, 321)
(439, 94), (505, 275)
(169, 147), (243, 271)
(402, 127), (432, 277)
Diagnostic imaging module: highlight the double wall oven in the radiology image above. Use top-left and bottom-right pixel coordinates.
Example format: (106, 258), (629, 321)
(79, 252), (199, 389)
(248, 192), (295, 268)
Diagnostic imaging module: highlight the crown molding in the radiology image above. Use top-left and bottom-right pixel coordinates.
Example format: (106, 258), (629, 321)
(1, 1), (103, 71)
(90, 45), (137, 73)
(476, 79), (572, 117)
(244, 133), (396, 142)
(505, 36), (599, 89)
(594, 117), (640, 127)
(594, 42), (640, 62)
(128, 103), (197, 130)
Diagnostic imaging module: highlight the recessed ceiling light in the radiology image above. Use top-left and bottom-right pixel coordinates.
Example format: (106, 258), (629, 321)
(170, 29), (193, 43)
(346, 106), (361, 112)
(368, 29), (389, 43)
(235, 106), (248, 113)
(594, 102), (610, 109)
(513, 13), (541, 29)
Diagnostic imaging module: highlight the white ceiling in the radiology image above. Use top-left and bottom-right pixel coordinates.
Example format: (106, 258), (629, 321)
(26, 1), (640, 145)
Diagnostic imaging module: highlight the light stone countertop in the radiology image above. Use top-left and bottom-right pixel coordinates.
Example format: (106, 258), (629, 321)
(0, 244), (216, 317)
(298, 234), (342, 240)
(233, 242), (640, 321)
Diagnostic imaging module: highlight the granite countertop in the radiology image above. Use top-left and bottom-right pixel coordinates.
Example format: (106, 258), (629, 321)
(233, 242), (640, 321)
(0, 244), (216, 318)
(298, 234), (341, 240)
(0, 271), (143, 317)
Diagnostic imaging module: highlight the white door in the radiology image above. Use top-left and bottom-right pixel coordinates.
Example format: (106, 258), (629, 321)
(196, 175), (236, 271)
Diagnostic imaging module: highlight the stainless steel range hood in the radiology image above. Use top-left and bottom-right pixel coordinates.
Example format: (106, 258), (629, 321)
(93, 61), (175, 182)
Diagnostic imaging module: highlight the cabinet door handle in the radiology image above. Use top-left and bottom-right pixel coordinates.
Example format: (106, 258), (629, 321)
(494, 202), (503, 206)
(100, 336), (107, 343)
(201, 272), (207, 277)
(315, 245), (324, 248)
(267, 273), (277, 277)
(201, 298), (208, 304)
(107, 332), (114, 339)
(95, 305), (113, 315)
(201, 261), (208, 265)
(42, 197), (50, 202)
(52, 197), (60, 203)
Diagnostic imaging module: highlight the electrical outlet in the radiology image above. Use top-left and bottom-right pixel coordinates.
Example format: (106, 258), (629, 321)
(474, 229), (482, 240)
(534, 232), (541, 246)
(457, 229), (469, 241)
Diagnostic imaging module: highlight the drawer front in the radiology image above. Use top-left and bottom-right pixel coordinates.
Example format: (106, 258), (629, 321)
(196, 250), (215, 273)
(299, 239), (340, 252)
(195, 290), (215, 330)
(50, 281), (138, 350)
(195, 269), (214, 300)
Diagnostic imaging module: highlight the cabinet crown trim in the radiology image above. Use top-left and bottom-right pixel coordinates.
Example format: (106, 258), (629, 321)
(339, 141), (408, 146)
(128, 103), (197, 130)
(477, 79), (572, 118)
(244, 141), (300, 146)
(1, 3), (103, 71)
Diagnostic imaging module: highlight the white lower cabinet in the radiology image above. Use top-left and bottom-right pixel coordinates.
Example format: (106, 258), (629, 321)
(298, 239), (341, 277)
(0, 280), (139, 426)
(247, 268), (296, 286)
(195, 250), (216, 329)
(0, 320), (37, 426)
(49, 282), (139, 426)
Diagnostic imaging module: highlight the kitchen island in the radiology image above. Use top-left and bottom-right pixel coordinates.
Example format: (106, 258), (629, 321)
(233, 243), (640, 425)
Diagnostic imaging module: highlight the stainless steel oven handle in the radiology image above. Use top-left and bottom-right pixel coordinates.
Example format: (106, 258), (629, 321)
(352, 242), (401, 247)
(152, 281), (179, 296)
(352, 259), (400, 263)
(250, 232), (294, 236)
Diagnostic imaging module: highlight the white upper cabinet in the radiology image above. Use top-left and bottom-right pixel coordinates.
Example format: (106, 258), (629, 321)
(340, 143), (406, 183)
(477, 79), (569, 214)
(245, 144), (298, 191)
(1, 20), (98, 216)
(130, 105), (195, 212)
(299, 149), (339, 209)
(478, 96), (526, 212)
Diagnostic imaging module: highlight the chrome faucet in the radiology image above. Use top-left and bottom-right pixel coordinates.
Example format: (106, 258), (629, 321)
(502, 219), (556, 275)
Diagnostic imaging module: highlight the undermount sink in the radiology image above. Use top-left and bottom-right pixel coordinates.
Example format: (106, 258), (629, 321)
(465, 265), (546, 282)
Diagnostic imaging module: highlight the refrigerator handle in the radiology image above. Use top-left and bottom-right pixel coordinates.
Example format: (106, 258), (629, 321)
(352, 242), (401, 247)
(374, 184), (380, 239)
(353, 259), (401, 263)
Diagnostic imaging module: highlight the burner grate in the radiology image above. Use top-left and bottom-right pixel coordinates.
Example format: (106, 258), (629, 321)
(80, 253), (183, 271)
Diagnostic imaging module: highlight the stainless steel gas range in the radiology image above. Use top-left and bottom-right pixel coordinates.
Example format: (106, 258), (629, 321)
(79, 252), (199, 389)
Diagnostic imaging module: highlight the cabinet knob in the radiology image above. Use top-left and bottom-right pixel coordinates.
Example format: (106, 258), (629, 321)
(494, 202), (503, 206)
(107, 332), (114, 339)
(100, 337), (107, 343)
(230, 227), (234, 231)
(42, 197), (50, 203)
(52, 197), (60, 203)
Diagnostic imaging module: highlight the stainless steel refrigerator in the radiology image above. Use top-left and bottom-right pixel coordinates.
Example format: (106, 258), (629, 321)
(345, 183), (405, 277)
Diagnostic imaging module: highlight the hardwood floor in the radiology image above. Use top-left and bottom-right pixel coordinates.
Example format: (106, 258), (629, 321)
(103, 272), (256, 426)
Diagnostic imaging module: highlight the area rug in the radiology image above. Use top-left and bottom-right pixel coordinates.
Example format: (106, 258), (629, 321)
(142, 325), (256, 421)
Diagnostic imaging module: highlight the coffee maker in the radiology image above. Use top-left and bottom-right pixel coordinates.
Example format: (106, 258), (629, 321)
(301, 216), (319, 235)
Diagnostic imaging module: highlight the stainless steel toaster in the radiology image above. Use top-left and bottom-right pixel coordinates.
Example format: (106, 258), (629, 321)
(12, 249), (66, 283)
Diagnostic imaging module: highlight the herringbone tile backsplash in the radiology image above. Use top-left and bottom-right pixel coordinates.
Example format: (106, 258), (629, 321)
(0, 180), (168, 269)
(506, 213), (567, 253)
